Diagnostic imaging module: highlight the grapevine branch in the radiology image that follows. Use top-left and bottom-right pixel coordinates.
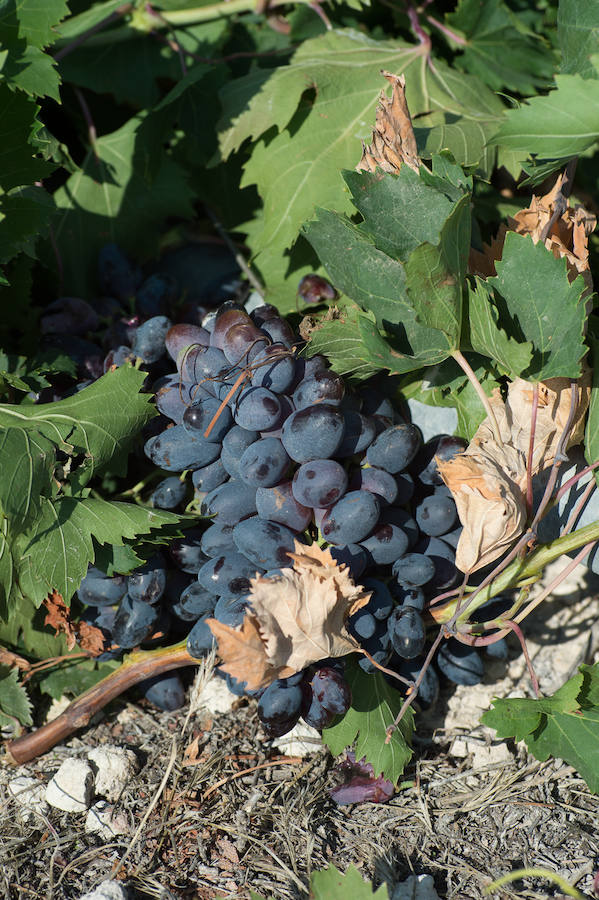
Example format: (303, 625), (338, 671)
(6, 643), (194, 765)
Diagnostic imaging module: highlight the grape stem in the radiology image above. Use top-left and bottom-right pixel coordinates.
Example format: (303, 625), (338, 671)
(5, 642), (195, 765)
(451, 349), (504, 447)
(525, 382), (539, 520)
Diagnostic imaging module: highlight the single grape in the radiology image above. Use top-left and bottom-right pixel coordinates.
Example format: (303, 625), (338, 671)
(213, 594), (250, 627)
(366, 424), (422, 473)
(387, 607), (425, 659)
(328, 544), (368, 579)
(348, 609), (377, 640)
(127, 555), (167, 605)
(392, 552), (436, 588)
(78, 567), (127, 608)
(113, 595), (159, 649)
(293, 370), (345, 410)
(233, 517), (298, 570)
(297, 274), (337, 305)
(200, 522), (237, 557)
(200, 481), (257, 525)
(250, 344), (297, 394)
(361, 578), (394, 620)
(150, 476), (187, 510)
(437, 641), (484, 686)
(183, 397), (233, 442)
(321, 491), (380, 545)
(136, 273), (178, 318)
(415, 494), (457, 537)
(336, 411), (377, 457)
(257, 680), (303, 737)
(234, 386), (282, 432)
(359, 523), (409, 565)
(169, 530), (208, 574)
(171, 582), (217, 622)
(239, 437), (291, 488)
(132, 316), (172, 364)
(165, 323), (209, 361)
(349, 466), (399, 506)
(412, 434), (467, 486)
(191, 458), (228, 492)
(144, 424), (221, 472)
(142, 672), (186, 711)
(281, 404), (345, 463)
(197, 551), (264, 596)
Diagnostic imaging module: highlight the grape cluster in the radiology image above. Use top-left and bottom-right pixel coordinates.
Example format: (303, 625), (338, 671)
(54, 243), (507, 724)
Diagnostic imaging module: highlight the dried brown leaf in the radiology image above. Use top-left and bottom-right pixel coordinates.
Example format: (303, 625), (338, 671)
(76, 621), (106, 656)
(468, 173), (596, 294)
(207, 542), (370, 689)
(439, 375), (590, 573)
(206, 614), (289, 691)
(43, 590), (78, 651)
(357, 71), (420, 175)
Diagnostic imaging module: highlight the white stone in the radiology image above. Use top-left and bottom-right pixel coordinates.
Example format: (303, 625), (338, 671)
(87, 746), (140, 802)
(8, 775), (49, 821)
(392, 874), (440, 900)
(271, 721), (323, 757)
(197, 676), (237, 714)
(45, 758), (94, 812)
(45, 695), (72, 723)
(78, 881), (128, 900)
(85, 801), (129, 839)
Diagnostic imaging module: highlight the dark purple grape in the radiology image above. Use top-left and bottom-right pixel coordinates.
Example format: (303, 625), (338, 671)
(257, 680), (303, 737)
(192, 458), (228, 492)
(150, 476), (187, 510)
(165, 323), (210, 361)
(392, 552), (436, 588)
(303, 666), (351, 728)
(412, 434), (467, 486)
(415, 494), (457, 537)
(187, 614), (217, 658)
(183, 398), (232, 442)
(321, 491), (380, 545)
(256, 482), (312, 531)
(297, 273), (337, 305)
(387, 606), (425, 659)
(221, 425), (259, 477)
(293, 370), (345, 410)
(328, 543), (368, 579)
(113, 595), (159, 648)
(359, 523), (409, 565)
(200, 522), (236, 557)
(233, 517), (298, 570)
(132, 316), (172, 364)
(171, 582), (217, 621)
(234, 386), (282, 431)
(98, 243), (141, 300)
(198, 552), (263, 596)
(361, 578), (394, 620)
(239, 437), (291, 488)
(201, 481), (257, 525)
(127, 555), (167, 605)
(169, 530), (208, 574)
(349, 467), (399, 506)
(213, 594), (250, 627)
(281, 404), (345, 463)
(41, 297), (99, 335)
(336, 411), (377, 457)
(366, 424), (422, 473)
(78, 567), (127, 607)
(144, 424), (221, 472)
(142, 672), (186, 711)
(437, 640), (484, 685)
(250, 344), (296, 393)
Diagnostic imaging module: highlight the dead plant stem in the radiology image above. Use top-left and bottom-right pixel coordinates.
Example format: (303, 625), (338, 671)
(451, 350), (504, 447)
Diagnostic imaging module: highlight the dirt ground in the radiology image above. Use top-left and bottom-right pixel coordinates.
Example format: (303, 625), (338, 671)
(2, 561), (599, 900)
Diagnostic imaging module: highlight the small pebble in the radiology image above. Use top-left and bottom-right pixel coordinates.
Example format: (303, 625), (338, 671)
(87, 746), (140, 801)
(85, 801), (129, 839)
(8, 776), (49, 821)
(46, 759), (94, 812)
(392, 874), (440, 900)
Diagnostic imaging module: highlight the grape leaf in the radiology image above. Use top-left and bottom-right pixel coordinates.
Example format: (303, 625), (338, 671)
(45, 116), (194, 297)
(322, 658), (413, 785)
(311, 865), (389, 899)
(0, 86), (53, 192)
(492, 72), (599, 160)
(54, 0), (125, 42)
(0, 664), (33, 726)
(33, 656), (119, 701)
(59, 38), (183, 109)
(488, 232), (587, 380)
(0, 428), (55, 535)
(0, 365), (156, 488)
(0, 0), (69, 49)
(14, 496), (183, 608)
(558, 0), (599, 78)
(217, 28), (503, 296)
(444, 0), (557, 94)
(0, 186), (55, 264)
(482, 664), (599, 793)
(467, 277), (533, 377)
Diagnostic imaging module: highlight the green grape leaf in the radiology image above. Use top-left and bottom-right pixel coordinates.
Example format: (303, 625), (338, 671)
(0, 664), (33, 726)
(341, 166), (458, 262)
(0, 428), (55, 535)
(482, 664), (599, 793)
(54, 0), (125, 41)
(14, 496), (183, 608)
(488, 232), (587, 380)
(0, 186), (55, 264)
(492, 73), (599, 159)
(0, 349), (76, 395)
(58, 38), (183, 109)
(1, 42), (61, 99)
(0, 86), (53, 192)
(467, 277), (533, 376)
(45, 116), (194, 297)
(311, 865), (389, 899)
(0, 365), (156, 489)
(0, 0), (69, 49)
(558, 0), (599, 78)
(444, 0), (557, 94)
(0, 522), (17, 618)
(218, 28), (502, 269)
(322, 658), (413, 784)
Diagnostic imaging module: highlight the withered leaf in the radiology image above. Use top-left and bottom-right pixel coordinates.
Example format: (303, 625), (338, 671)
(207, 542), (370, 690)
(76, 621), (106, 656)
(357, 71), (420, 175)
(43, 590), (78, 651)
(469, 171), (596, 297)
(439, 375), (590, 573)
